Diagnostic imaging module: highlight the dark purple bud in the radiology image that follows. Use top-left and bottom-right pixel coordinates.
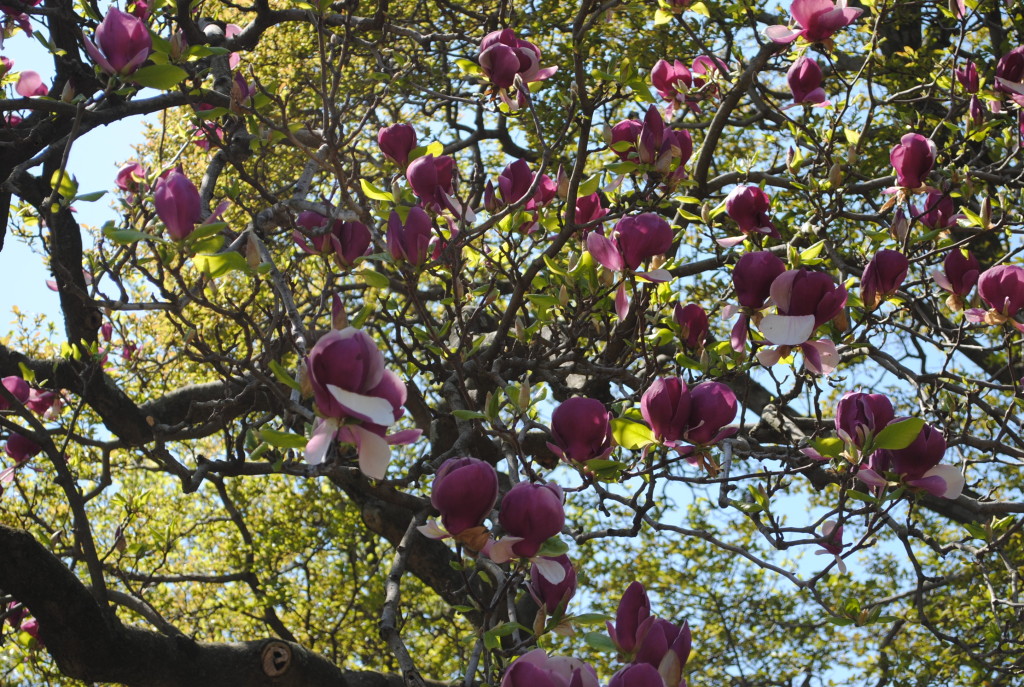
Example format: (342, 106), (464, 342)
(83, 7), (152, 76)
(573, 193), (608, 233)
(608, 664), (664, 687)
(0, 376), (30, 411)
(860, 249), (908, 310)
(549, 397), (613, 464)
(478, 29), (557, 90)
(499, 481), (565, 558)
(726, 186), (779, 238)
(612, 213), (673, 270)
(377, 124), (417, 169)
(978, 265), (1024, 318)
(5, 433), (42, 464)
(386, 207), (434, 266)
(609, 119), (643, 161)
(995, 46), (1024, 99)
(674, 303), (709, 351)
(890, 133), (936, 189)
(406, 154), (455, 208)
(955, 61), (978, 93)
(607, 581), (652, 654)
(634, 618), (692, 686)
(528, 554), (577, 614)
(683, 381), (737, 445)
(641, 377), (691, 444)
(835, 392), (894, 447)
(733, 251), (786, 309)
(153, 169), (202, 241)
(933, 248), (978, 298)
(914, 191), (956, 230)
(787, 57), (827, 104)
(431, 457), (499, 536)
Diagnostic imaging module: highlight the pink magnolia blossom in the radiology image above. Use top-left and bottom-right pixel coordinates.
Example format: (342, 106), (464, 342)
(674, 302), (709, 352)
(835, 392), (894, 447)
(995, 46), (1024, 104)
(641, 377), (737, 448)
(932, 248), (978, 309)
(765, 0), (863, 44)
(528, 554), (577, 615)
(757, 268), (846, 374)
(83, 7), (152, 76)
(425, 457), (498, 542)
(966, 265), (1024, 331)
(293, 211), (371, 269)
(15, 70), (47, 97)
(721, 186), (779, 246)
(786, 57), (829, 106)
(547, 397), (614, 465)
(386, 207), (434, 266)
(153, 169), (202, 241)
(500, 650), (598, 687)
(890, 133), (936, 190)
(377, 124), (417, 169)
(860, 249), (908, 310)
(497, 481), (564, 559)
(858, 422), (964, 499)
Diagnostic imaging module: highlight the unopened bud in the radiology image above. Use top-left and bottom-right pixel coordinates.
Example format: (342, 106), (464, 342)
(518, 380), (531, 410)
(701, 203), (712, 225)
(60, 80), (75, 103)
(245, 235), (262, 268)
(558, 284), (569, 307)
(981, 196), (991, 229)
(828, 162), (843, 187)
(515, 317), (526, 340)
(331, 294), (347, 330)
(169, 31), (188, 62)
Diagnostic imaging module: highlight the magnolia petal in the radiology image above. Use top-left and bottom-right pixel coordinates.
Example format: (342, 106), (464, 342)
(715, 234), (747, 248)
(755, 345), (785, 368)
(615, 283), (630, 320)
(856, 467), (888, 488)
(326, 384), (397, 426)
(484, 536), (524, 564)
(304, 419), (339, 466)
(932, 269), (954, 292)
(532, 555), (568, 584)
(765, 25), (800, 43)
(803, 339), (839, 375)
(587, 232), (625, 271)
(760, 314), (816, 345)
(386, 428), (422, 446)
(801, 447), (828, 461)
(721, 304), (739, 320)
(0, 465), (17, 485)
(636, 268), (672, 283)
(348, 425), (391, 480)
(730, 315), (749, 352)
(995, 77), (1024, 96)
(964, 307), (988, 323)
(912, 464), (965, 499)
(417, 519), (450, 540)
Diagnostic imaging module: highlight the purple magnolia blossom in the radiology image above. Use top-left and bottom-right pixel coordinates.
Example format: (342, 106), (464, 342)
(860, 249), (908, 310)
(153, 169), (202, 241)
(635, 618), (692, 687)
(528, 554), (578, 615)
(765, 0), (863, 44)
(757, 268), (847, 374)
(386, 207), (434, 266)
(25, 389), (61, 419)
(478, 29), (557, 91)
(723, 186), (779, 246)
(860, 422), (964, 499)
(571, 193), (608, 233)
(914, 191), (958, 230)
(83, 8), (152, 76)
(651, 56), (725, 113)
(609, 106), (692, 177)
(995, 46), (1024, 103)
(5, 433), (41, 463)
(500, 650), (598, 687)
(0, 376), (30, 410)
(489, 159), (557, 211)
(498, 481), (565, 558)
(406, 154), (454, 207)
(890, 133), (936, 190)
(835, 392), (894, 447)
(955, 61), (978, 93)
(641, 378), (737, 447)
(377, 124), (417, 169)
(547, 397), (614, 465)
(651, 59), (693, 106)
(587, 213), (673, 274)
(608, 664), (664, 687)
(932, 248), (978, 306)
(726, 250), (786, 351)
(814, 520), (846, 572)
(293, 211), (371, 268)
(429, 457), (498, 538)
(607, 581), (652, 654)
(674, 303), (709, 351)
(967, 265), (1024, 329)
(787, 57), (828, 105)
(115, 161), (146, 200)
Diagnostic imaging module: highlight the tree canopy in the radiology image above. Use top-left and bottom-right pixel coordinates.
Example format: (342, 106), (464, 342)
(1, 0), (1023, 685)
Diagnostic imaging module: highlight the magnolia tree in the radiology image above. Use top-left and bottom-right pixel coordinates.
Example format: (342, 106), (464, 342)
(1, 0), (1023, 685)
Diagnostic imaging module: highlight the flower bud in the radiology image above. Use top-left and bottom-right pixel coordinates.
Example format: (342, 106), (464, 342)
(787, 57), (827, 105)
(978, 265), (1024, 318)
(548, 397), (614, 465)
(499, 481), (565, 558)
(607, 581), (652, 654)
(5, 433), (42, 464)
(431, 457), (499, 536)
(153, 169), (202, 241)
(674, 303), (709, 351)
(0, 376), (30, 410)
(377, 124), (417, 169)
(725, 186), (778, 239)
(83, 8), (152, 76)
(528, 554), (577, 614)
(386, 207), (434, 266)
(860, 249), (908, 310)
(890, 133), (936, 189)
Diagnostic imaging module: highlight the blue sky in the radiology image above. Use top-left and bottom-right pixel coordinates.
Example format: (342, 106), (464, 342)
(0, 30), (149, 326)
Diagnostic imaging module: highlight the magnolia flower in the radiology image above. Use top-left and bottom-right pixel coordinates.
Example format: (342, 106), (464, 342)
(932, 248), (978, 310)
(417, 457), (498, 549)
(787, 57), (829, 106)
(860, 249), (908, 310)
(587, 213), (673, 274)
(721, 186), (779, 246)
(547, 397), (614, 465)
(528, 554), (578, 615)
(607, 581), (652, 654)
(500, 650), (598, 687)
(914, 191), (959, 230)
(757, 268), (847, 374)
(304, 328), (417, 479)
(634, 617), (692, 687)
(835, 392), (894, 447)
(153, 169), (202, 241)
(814, 520), (846, 573)
(293, 211), (371, 268)
(15, 71), (47, 97)
(890, 133), (936, 190)
(765, 0), (863, 44)
(858, 422), (964, 499)
(478, 29), (557, 109)
(724, 250), (787, 352)
(966, 265), (1024, 331)
(377, 124), (417, 169)
(0, 376), (30, 410)
(497, 481), (564, 559)
(674, 303), (709, 352)
(641, 377), (737, 449)
(83, 7), (152, 76)
(994, 46), (1024, 104)
(386, 207), (434, 266)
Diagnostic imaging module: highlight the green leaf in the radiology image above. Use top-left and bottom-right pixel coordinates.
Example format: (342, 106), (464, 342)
(963, 522), (987, 541)
(583, 632), (617, 652)
(359, 178), (394, 202)
(73, 190), (106, 202)
(187, 222), (229, 243)
(103, 225), (154, 245)
(535, 536), (569, 558)
(50, 170), (78, 199)
(610, 418), (655, 450)
(193, 252), (251, 279)
(269, 360), (301, 391)
(259, 429), (308, 450)
(452, 410), (488, 421)
(571, 613), (611, 625)
(873, 417), (924, 450)
(653, 8), (672, 24)
(131, 64), (189, 90)
(799, 240), (826, 262)
(360, 268), (390, 289)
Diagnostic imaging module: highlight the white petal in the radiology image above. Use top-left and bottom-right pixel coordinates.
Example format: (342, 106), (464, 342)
(922, 464), (965, 499)
(532, 556), (567, 584)
(759, 314), (816, 345)
(327, 384), (397, 426)
(350, 425), (391, 480)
